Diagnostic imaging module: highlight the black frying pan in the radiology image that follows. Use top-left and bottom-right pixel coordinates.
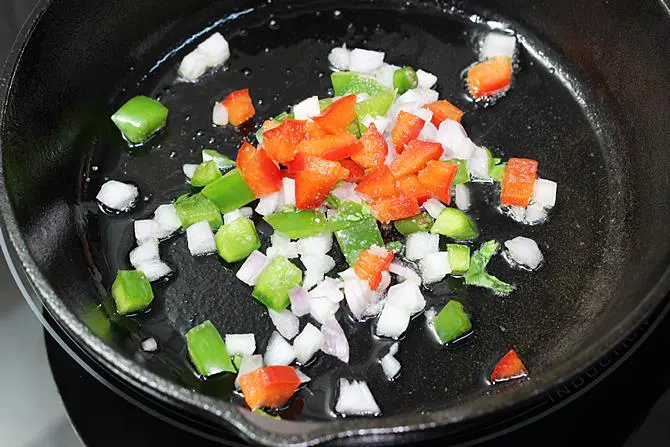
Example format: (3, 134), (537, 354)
(1, 0), (669, 445)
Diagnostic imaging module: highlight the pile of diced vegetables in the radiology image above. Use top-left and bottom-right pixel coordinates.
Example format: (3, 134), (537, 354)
(97, 30), (556, 417)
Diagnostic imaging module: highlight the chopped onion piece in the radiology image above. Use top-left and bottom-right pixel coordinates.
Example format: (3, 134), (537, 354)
(309, 297), (339, 324)
(389, 262), (422, 285)
(295, 368), (311, 383)
(268, 309), (300, 340)
(343, 274), (373, 320)
(223, 208), (243, 225)
(405, 232), (440, 261)
(376, 302), (411, 339)
(331, 181), (358, 201)
(264, 331), (296, 366)
(368, 244), (388, 257)
(293, 323), (323, 364)
(377, 270), (392, 293)
(153, 204), (181, 237)
(532, 178), (557, 209)
(349, 48), (385, 73)
(416, 69), (438, 89)
(320, 318), (349, 363)
(235, 354), (263, 389)
(422, 198), (446, 219)
(141, 337), (158, 352)
(435, 120), (475, 160)
(386, 281), (426, 314)
(129, 239), (160, 267)
(469, 147), (491, 180)
(507, 206), (527, 223)
(504, 236), (544, 270)
(396, 88), (439, 107)
(267, 233), (299, 259)
(293, 95), (321, 120)
(134, 219), (163, 244)
(335, 379), (381, 416)
(281, 177), (296, 207)
(328, 45), (351, 71)
(380, 353), (401, 380)
(455, 184), (471, 211)
(297, 233), (333, 256)
(212, 102), (229, 126)
(419, 121), (438, 142)
(419, 252), (452, 284)
(388, 342), (399, 357)
(301, 254), (336, 274)
(236, 250), (271, 286)
(182, 164), (199, 179)
(481, 32), (516, 60)
(255, 192), (281, 216)
(186, 220), (216, 256)
(225, 333), (256, 357)
(363, 293), (384, 318)
(288, 286), (311, 317)
(310, 277), (344, 303)
(374, 63), (400, 89)
(135, 260), (172, 282)
(96, 180), (138, 211)
(525, 202), (548, 224)
(178, 50), (208, 82)
(361, 115), (391, 134)
(197, 32), (230, 67)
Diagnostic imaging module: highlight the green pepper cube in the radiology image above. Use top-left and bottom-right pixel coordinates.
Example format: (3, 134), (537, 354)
(202, 168), (256, 213)
(335, 216), (384, 266)
(490, 163), (507, 182)
(232, 354), (243, 371)
(331, 71), (390, 96)
(328, 200), (371, 232)
(431, 208), (479, 241)
(393, 66), (418, 94)
(252, 256), (302, 311)
(111, 96), (168, 144)
(264, 209), (329, 239)
(191, 160), (222, 187)
(393, 212), (434, 235)
(447, 244), (471, 274)
(185, 320), (236, 377)
(111, 270), (154, 315)
(174, 193), (222, 230)
(355, 90), (396, 128)
(434, 300), (472, 343)
(202, 149), (235, 170)
(449, 160), (470, 185)
(215, 217), (261, 263)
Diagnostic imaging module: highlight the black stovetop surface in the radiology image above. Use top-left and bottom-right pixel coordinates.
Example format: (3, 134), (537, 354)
(3, 0), (670, 445)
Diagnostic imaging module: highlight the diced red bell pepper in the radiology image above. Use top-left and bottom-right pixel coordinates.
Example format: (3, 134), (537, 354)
(223, 89), (256, 126)
(355, 166), (397, 198)
(369, 192), (420, 223)
(396, 174), (431, 204)
(239, 366), (301, 410)
(391, 111), (425, 153)
(351, 123), (388, 169)
(354, 248), (395, 289)
(295, 155), (349, 209)
(390, 139), (443, 177)
(500, 157), (538, 207)
(425, 100), (464, 126)
(417, 161), (459, 204)
(467, 56), (513, 99)
(303, 120), (329, 140)
(262, 119), (281, 133)
(262, 119), (306, 164)
(236, 141), (282, 196)
(312, 95), (357, 134)
(490, 349), (528, 383)
(341, 159), (366, 183)
(296, 132), (362, 161)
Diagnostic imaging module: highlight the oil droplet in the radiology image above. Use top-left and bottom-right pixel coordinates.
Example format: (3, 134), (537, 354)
(268, 19), (280, 30)
(239, 28), (248, 37)
(91, 165), (99, 172)
(241, 67), (252, 76)
(143, 196), (150, 202)
(317, 71), (325, 78)
(333, 9), (342, 18)
(196, 130), (204, 137)
(285, 67), (292, 75)
(264, 47), (270, 53)
(208, 137), (216, 144)
(257, 98), (264, 106)
(315, 11), (321, 17)
(169, 151), (176, 158)
(155, 144), (162, 150)
(85, 177), (91, 183)
(185, 115), (191, 122)
(273, 94), (281, 101)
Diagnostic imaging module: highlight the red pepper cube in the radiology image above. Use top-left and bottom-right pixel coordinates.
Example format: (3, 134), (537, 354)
(391, 111), (425, 153)
(354, 248), (395, 289)
(490, 349), (528, 383)
(263, 119), (306, 164)
(369, 192), (420, 224)
(425, 100), (464, 126)
(294, 155), (349, 209)
(417, 160), (459, 205)
(296, 132), (362, 161)
(351, 123), (388, 169)
(355, 165), (397, 198)
(390, 139), (443, 177)
(312, 94), (357, 134)
(466, 56), (513, 99)
(223, 89), (256, 126)
(341, 159), (366, 183)
(500, 157), (538, 207)
(236, 141), (282, 196)
(239, 366), (301, 410)
(396, 174), (431, 204)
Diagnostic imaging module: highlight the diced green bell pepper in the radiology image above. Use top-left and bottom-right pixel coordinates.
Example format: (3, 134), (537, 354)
(328, 200), (372, 231)
(385, 240), (404, 253)
(264, 209), (329, 239)
(465, 240), (514, 295)
(111, 270), (154, 315)
(490, 162), (507, 182)
(185, 320), (236, 377)
(232, 354), (243, 371)
(447, 244), (471, 274)
(202, 149), (235, 170)
(174, 193), (223, 230)
(191, 160), (222, 187)
(331, 71), (390, 96)
(202, 169), (256, 213)
(431, 208), (479, 241)
(111, 96), (168, 145)
(355, 90), (396, 130)
(215, 217), (261, 263)
(393, 212), (434, 235)
(393, 66), (418, 94)
(449, 159), (470, 185)
(335, 217), (384, 266)
(434, 300), (472, 343)
(325, 193), (342, 209)
(252, 256), (302, 311)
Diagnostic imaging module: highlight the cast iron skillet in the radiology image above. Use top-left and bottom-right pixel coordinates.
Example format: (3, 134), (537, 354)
(1, 0), (669, 445)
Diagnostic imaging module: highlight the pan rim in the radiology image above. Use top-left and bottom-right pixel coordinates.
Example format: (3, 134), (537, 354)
(1, 1), (670, 445)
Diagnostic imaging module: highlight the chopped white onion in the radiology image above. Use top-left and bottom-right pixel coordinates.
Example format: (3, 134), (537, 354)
(507, 206), (527, 222)
(422, 198), (446, 219)
(153, 204), (181, 237)
(328, 45), (351, 71)
(396, 88), (439, 107)
(223, 208), (244, 225)
(380, 353), (401, 380)
(186, 220), (216, 256)
(405, 232), (440, 261)
(267, 232), (299, 259)
(385, 281), (426, 314)
(178, 50), (209, 82)
(310, 277), (344, 303)
(455, 184), (472, 211)
(435, 120), (475, 160)
(361, 115), (391, 134)
(268, 309), (300, 340)
(389, 262), (422, 285)
(416, 69), (438, 89)
(419, 121), (438, 142)
(368, 244), (388, 257)
(225, 334), (256, 357)
(335, 379), (381, 416)
(236, 250), (270, 286)
(349, 48), (385, 73)
(212, 102), (229, 126)
(141, 337), (158, 352)
(373, 63), (399, 89)
(135, 260), (172, 282)
(532, 178), (557, 209)
(293, 95), (321, 120)
(297, 233), (333, 256)
(96, 180), (138, 211)
(295, 368), (311, 383)
(363, 293), (385, 318)
(331, 181), (358, 201)
(281, 177), (296, 207)
(481, 32), (516, 60)
(255, 192), (281, 216)
(343, 274), (373, 320)
(182, 164), (199, 179)
(309, 297), (339, 324)
(235, 354), (263, 389)
(134, 219), (163, 244)
(197, 32), (230, 67)
(377, 270), (391, 293)
(525, 202), (548, 224)
(376, 302), (411, 339)
(288, 286), (311, 317)
(320, 318), (349, 363)
(388, 342), (399, 357)
(129, 239), (160, 267)
(419, 252), (452, 284)
(264, 331), (296, 366)
(293, 323), (323, 364)
(504, 236), (544, 270)
(469, 147), (491, 180)
(301, 254), (336, 275)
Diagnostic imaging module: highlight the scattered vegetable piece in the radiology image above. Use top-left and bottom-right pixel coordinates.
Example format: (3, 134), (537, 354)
(466, 56), (513, 99)
(111, 270), (154, 315)
(351, 123), (388, 169)
(190, 160), (222, 187)
(395, 174), (431, 204)
(331, 71), (389, 96)
(295, 155), (349, 209)
(425, 100), (464, 126)
(186, 320), (236, 376)
(264, 209), (329, 239)
(391, 111), (425, 153)
(393, 211), (434, 235)
(354, 246), (394, 289)
(447, 244), (471, 274)
(490, 349), (528, 383)
(335, 378), (381, 416)
(111, 96), (168, 145)
(262, 119), (306, 164)
(237, 141), (282, 196)
(431, 207), (479, 240)
(173, 193), (223, 230)
(252, 256), (303, 311)
(313, 95), (357, 134)
(355, 166), (397, 198)
(417, 160), (459, 204)
(369, 192), (420, 224)
(433, 300), (472, 343)
(223, 89), (255, 126)
(296, 132), (362, 161)
(96, 180), (139, 211)
(341, 159), (366, 182)
(201, 168), (256, 213)
(239, 366), (301, 410)
(225, 333), (256, 357)
(500, 158), (538, 207)
(465, 240), (514, 295)
(215, 217), (261, 262)
(186, 220), (217, 256)
(393, 66), (418, 94)
(504, 236), (544, 270)
(390, 140), (443, 177)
